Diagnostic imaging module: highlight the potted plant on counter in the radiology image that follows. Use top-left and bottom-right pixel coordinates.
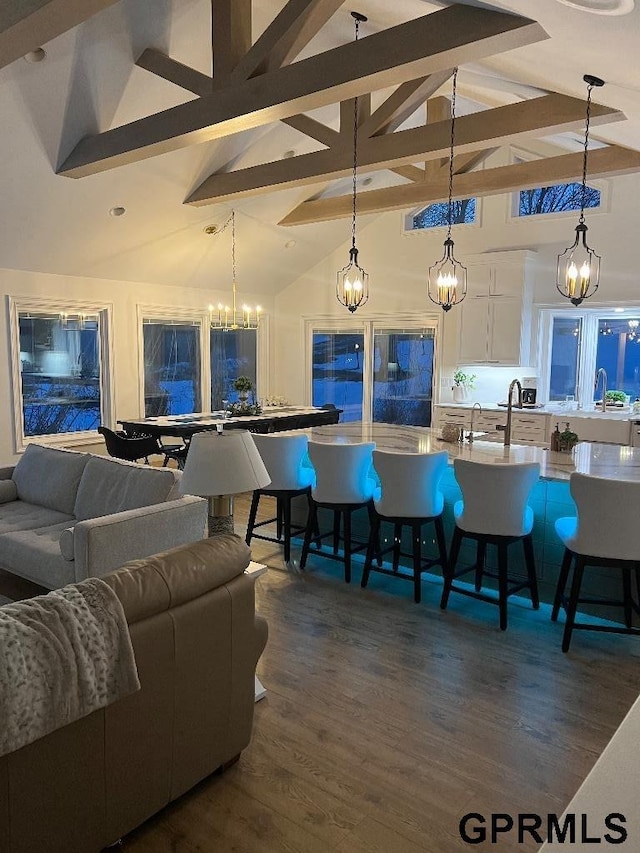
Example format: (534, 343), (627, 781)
(452, 370), (477, 404)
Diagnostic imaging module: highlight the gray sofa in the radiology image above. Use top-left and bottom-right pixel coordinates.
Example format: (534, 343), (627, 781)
(0, 444), (207, 590)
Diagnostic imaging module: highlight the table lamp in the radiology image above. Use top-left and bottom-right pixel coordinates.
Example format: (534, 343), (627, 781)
(180, 428), (270, 536)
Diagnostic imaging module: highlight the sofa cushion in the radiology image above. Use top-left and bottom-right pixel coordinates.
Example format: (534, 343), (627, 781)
(74, 457), (176, 521)
(0, 522), (78, 589)
(0, 502), (73, 535)
(0, 481), (17, 504)
(59, 527), (75, 561)
(12, 445), (90, 515)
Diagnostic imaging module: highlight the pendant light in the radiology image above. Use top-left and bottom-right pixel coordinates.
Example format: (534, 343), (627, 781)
(556, 74), (604, 306)
(208, 211), (261, 330)
(336, 11), (369, 314)
(428, 68), (467, 312)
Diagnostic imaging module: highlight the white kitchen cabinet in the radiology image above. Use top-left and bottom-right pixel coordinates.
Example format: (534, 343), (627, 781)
(457, 251), (534, 366)
(551, 416), (631, 446)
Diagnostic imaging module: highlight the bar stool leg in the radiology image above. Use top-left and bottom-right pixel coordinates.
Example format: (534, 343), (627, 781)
(434, 515), (448, 575)
(276, 497), (283, 541)
(552, 548), (573, 622)
(245, 491), (261, 546)
(523, 534), (539, 609)
(475, 540), (486, 592)
(412, 521), (422, 603)
(440, 526), (462, 610)
(300, 502), (318, 570)
(362, 513), (380, 589)
(343, 509), (352, 584)
(333, 511), (341, 555)
(283, 495), (293, 564)
(562, 556), (586, 653)
(622, 567), (633, 629)
(392, 523), (402, 573)
(497, 542), (508, 631)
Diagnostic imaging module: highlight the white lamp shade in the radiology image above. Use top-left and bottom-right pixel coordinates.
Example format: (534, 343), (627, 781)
(180, 430), (271, 497)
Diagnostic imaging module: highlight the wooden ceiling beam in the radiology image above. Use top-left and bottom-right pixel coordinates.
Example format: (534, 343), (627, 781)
(0, 0), (120, 70)
(212, 0), (252, 79)
(231, 0), (345, 81)
(362, 70), (454, 138)
(393, 165), (426, 183)
(185, 94), (621, 206)
(58, 5), (547, 178)
(279, 144), (640, 225)
(136, 49), (212, 96)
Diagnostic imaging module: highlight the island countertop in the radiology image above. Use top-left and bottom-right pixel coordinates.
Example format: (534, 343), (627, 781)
(305, 423), (640, 482)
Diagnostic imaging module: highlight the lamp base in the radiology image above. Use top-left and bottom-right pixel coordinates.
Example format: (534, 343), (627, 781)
(207, 495), (235, 537)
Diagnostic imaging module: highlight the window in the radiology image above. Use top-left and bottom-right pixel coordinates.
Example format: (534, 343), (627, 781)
(411, 198), (476, 230)
(309, 319), (438, 425)
(143, 321), (201, 415)
(517, 183), (600, 217)
(543, 310), (640, 406)
(210, 328), (257, 409)
(9, 298), (112, 449)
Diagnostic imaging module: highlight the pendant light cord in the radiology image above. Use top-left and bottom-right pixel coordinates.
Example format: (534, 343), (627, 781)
(351, 15), (362, 252)
(446, 68), (459, 241)
(579, 81), (594, 226)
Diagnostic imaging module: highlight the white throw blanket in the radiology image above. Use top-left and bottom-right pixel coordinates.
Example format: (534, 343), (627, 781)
(0, 578), (140, 757)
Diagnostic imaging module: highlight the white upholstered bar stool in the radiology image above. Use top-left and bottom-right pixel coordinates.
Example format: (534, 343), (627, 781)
(440, 459), (540, 630)
(361, 450), (449, 603)
(245, 433), (315, 564)
(552, 473), (640, 652)
(300, 441), (377, 583)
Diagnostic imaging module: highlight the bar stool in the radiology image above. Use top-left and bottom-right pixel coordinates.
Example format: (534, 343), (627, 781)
(300, 441), (377, 583)
(245, 433), (315, 564)
(440, 459), (540, 630)
(361, 450), (449, 603)
(552, 473), (640, 652)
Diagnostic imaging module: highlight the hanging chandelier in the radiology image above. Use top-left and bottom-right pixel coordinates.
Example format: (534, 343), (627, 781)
(428, 67), (467, 312)
(556, 74), (604, 306)
(336, 11), (369, 314)
(208, 211), (261, 330)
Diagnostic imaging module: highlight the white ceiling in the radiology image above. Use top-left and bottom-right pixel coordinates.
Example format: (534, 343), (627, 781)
(0, 0), (638, 296)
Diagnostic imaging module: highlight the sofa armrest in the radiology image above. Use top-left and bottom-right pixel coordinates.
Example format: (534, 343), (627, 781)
(0, 466), (15, 481)
(72, 496), (207, 582)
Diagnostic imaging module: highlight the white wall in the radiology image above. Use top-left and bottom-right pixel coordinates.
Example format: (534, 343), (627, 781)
(274, 152), (640, 408)
(0, 268), (274, 463)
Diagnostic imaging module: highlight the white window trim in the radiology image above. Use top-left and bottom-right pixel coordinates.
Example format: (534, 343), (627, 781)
(303, 313), (441, 422)
(8, 295), (114, 453)
(505, 145), (611, 224)
(136, 303), (269, 416)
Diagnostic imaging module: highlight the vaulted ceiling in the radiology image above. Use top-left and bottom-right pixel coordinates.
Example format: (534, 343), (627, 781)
(0, 0), (639, 296)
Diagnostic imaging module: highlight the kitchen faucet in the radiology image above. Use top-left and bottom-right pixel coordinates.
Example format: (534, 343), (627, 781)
(467, 402), (482, 443)
(594, 368), (608, 413)
(497, 379), (522, 447)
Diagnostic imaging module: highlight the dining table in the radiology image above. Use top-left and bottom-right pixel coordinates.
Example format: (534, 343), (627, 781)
(117, 405), (341, 439)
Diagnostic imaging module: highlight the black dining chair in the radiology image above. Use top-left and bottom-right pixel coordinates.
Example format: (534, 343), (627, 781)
(98, 426), (163, 465)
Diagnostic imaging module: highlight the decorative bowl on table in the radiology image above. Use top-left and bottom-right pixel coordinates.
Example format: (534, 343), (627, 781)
(226, 401), (263, 417)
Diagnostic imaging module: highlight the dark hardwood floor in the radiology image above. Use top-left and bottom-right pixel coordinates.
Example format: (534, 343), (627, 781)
(117, 493), (640, 852)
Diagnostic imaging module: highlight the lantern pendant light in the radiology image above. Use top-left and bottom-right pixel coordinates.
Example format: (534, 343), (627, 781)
(428, 68), (467, 312)
(556, 74), (604, 307)
(336, 11), (369, 314)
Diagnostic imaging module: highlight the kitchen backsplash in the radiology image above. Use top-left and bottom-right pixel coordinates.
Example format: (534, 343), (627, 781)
(440, 365), (538, 405)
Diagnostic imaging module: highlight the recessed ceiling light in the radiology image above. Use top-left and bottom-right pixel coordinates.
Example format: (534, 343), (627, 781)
(203, 224), (220, 235)
(109, 206), (126, 217)
(24, 48), (46, 63)
(555, 0), (634, 14)
(285, 240), (297, 249)
(362, 177), (373, 186)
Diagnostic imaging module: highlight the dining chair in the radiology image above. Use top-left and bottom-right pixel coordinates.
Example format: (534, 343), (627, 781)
(300, 441), (377, 583)
(552, 473), (640, 651)
(440, 459), (540, 630)
(246, 433), (315, 563)
(98, 426), (162, 465)
(361, 450), (449, 603)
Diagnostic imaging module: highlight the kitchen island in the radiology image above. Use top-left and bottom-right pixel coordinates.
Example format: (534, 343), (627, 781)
(297, 424), (640, 613)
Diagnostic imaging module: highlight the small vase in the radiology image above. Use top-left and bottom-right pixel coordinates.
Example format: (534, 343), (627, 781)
(452, 386), (470, 404)
(239, 391), (249, 403)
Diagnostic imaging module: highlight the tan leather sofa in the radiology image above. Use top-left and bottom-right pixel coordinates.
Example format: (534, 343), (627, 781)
(0, 535), (268, 853)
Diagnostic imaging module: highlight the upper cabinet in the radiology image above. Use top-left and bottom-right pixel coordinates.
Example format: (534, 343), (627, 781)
(458, 251), (535, 366)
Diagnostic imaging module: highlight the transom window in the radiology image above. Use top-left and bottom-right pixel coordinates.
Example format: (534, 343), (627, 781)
(517, 182), (600, 217)
(410, 198), (476, 230)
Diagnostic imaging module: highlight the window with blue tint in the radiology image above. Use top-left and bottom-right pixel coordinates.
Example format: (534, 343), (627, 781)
(549, 317), (582, 401)
(312, 332), (364, 422)
(143, 322), (201, 415)
(373, 329), (435, 426)
(19, 312), (102, 436)
(595, 318), (640, 401)
(518, 183), (600, 217)
(210, 328), (257, 409)
(412, 198), (476, 230)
